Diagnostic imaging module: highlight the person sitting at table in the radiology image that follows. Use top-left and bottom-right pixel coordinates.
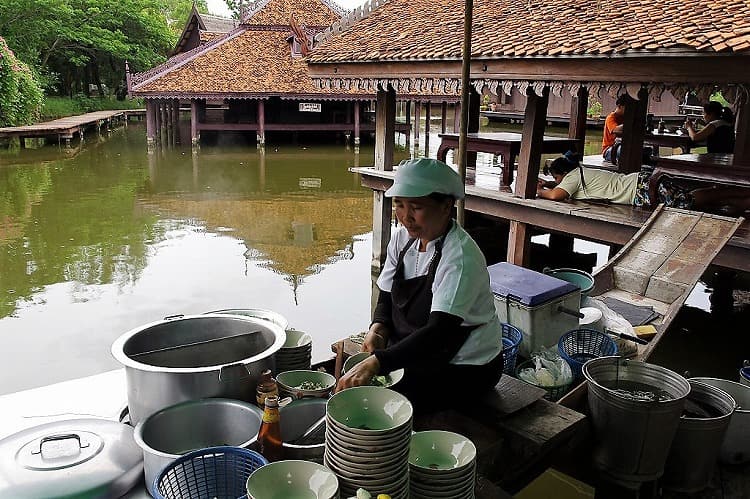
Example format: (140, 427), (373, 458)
(537, 151), (750, 213)
(335, 158), (504, 413)
(685, 101), (735, 153)
(602, 95), (627, 163)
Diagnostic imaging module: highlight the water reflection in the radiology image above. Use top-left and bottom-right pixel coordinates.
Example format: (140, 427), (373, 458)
(0, 125), (382, 394)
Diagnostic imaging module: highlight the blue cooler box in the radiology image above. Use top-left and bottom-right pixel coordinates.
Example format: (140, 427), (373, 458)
(488, 262), (582, 357)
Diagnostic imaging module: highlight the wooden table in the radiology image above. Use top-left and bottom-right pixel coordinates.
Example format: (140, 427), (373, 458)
(436, 132), (578, 185)
(656, 152), (735, 169)
(643, 131), (693, 154)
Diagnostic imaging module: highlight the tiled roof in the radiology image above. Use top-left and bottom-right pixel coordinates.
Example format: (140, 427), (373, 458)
(133, 28), (361, 95)
(200, 31), (226, 43)
(201, 13), (238, 33)
(243, 0), (343, 26)
(309, 0), (750, 63)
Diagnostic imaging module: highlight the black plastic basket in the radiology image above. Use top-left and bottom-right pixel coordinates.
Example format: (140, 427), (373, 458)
(501, 323), (523, 375)
(153, 446), (268, 499)
(558, 328), (618, 381)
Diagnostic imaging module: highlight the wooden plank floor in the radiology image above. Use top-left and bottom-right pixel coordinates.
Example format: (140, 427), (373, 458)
(351, 166), (750, 272)
(0, 110), (125, 139)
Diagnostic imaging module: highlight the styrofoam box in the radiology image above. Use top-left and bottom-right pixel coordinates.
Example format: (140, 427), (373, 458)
(489, 263), (582, 358)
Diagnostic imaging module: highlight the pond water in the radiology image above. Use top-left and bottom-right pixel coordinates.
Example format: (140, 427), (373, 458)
(0, 115), (734, 395)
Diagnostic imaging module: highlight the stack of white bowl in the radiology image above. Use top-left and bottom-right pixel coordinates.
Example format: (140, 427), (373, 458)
(409, 430), (477, 499)
(275, 329), (312, 373)
(325, 386), (413, 499)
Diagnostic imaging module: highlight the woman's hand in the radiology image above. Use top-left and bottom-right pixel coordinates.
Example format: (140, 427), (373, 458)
(335, 355), (380, 393)
(362, 323), (390, 353)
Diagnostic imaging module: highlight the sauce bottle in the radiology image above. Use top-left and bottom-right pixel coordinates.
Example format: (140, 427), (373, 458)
(258, 395), (284, 462)
(256, 369), (279, 408)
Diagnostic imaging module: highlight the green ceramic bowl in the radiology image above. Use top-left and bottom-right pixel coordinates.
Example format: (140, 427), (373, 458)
(342, 352), (405, 388)
(276, 370), (335, 398)
(326, 386), (413, 435)
(282, 329), (312, 349)
(409, 430), (477, 473)
(246, 460), (339, 499)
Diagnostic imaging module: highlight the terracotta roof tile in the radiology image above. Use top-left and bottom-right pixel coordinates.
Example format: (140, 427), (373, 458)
(309, 0), (750, 63)
(244, 0), (342, 26)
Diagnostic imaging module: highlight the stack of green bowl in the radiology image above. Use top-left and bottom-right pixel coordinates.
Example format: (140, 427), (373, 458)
(246, 460), (339, 499)
(409, 430), (477, 499)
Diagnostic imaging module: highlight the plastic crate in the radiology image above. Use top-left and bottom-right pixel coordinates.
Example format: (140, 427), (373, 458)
(558, 328), (618, 381)
(153, 446), (268, 499)
(515, 359), (572, 401)
(501, 323), (523, 375)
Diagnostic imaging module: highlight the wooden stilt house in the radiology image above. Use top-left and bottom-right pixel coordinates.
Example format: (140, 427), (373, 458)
(171, 5), (239, 56)
(307, 0), (750, 273)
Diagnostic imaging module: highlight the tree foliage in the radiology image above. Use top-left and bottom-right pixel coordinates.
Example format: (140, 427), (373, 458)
(223, 0), (243, 19)
(0, 37), (44, 127)
(0, 0), (206, 99)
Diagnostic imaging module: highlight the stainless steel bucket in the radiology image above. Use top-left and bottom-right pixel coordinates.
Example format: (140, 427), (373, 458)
(111, 314), (286, 424)
(133, 398), (263, 494)
(583, 356), (690, 486)
(661, 380), (736, 493)
(690, 377), (750, 464)
(280, 398), (326, 463)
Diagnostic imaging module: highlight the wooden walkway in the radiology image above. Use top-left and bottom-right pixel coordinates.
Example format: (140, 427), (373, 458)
(0, 110), (129, 145)
(351, 166), (750, 273)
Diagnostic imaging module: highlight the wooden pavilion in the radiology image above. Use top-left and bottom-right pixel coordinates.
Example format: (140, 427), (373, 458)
(307, 0), (750, 273)
(171, 5), (239, 56)
(127, 0), (460, 149)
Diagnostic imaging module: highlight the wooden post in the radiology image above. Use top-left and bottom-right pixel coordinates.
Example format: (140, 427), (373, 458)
(466, 88), (480, 170)
(354, 100), (361, 147)
(733, 91), (750, 166)
(257, 99), (266, 149)
(453, 102), (461, 132)
(618, 87), (649, 174)
(508, 86), (550, 267)
(190, 99), (199, 148)
(414, 101), (421, 143)
(424, 101), (432, 140)
(405, 100), (412, 146)
(373, 86), (396, 270)
(441, 101), (448, 134)
(568, 86), (589, 154)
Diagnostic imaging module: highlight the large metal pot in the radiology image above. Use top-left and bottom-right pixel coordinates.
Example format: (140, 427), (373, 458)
(111, 314), (285, 424)
(133, 398), (263, 494)
(583, 356), (690, 487)
(280, 398), (326, 463)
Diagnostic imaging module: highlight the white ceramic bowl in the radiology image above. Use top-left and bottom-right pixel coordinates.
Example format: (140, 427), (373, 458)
(409, 430), (477, 473)
(245, 460), (338, 499)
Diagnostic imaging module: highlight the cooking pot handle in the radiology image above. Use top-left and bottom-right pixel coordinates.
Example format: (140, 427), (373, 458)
(31, 434), (89, 455)
(163, 314), (184, 320)
(219, 363), (252, 382)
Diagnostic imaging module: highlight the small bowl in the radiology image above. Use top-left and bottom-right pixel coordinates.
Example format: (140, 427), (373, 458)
(246, 460), (338, 499)
(326, 386), (413, 435)
(282, 329), (313, 349)
(277, 370), (335, 399)
(409, 430), (477, 473)
(342, 352), (405, 388)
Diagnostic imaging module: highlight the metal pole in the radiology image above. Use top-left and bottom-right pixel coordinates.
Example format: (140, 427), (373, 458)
(456, 0), (473, 227)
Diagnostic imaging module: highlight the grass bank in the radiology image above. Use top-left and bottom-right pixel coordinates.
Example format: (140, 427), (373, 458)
(42, 96), (145, 120)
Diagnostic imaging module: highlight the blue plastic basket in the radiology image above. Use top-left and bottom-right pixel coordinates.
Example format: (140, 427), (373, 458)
(558, 328), (618, 381)
(153, 446), (268, 499)
(500, 323), (523, 375)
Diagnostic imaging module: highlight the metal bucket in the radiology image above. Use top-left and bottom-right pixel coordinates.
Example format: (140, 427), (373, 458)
(690, 377), (750, 464)
(661, 380), (736, 493)
(280, 398), (326, 463)
(111, 314), (286, 424)
(583, 356), (690, 486)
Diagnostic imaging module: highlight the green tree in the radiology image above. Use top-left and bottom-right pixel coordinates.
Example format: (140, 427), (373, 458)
(0, 37), (44, 126)
(223, 0), (243, 19)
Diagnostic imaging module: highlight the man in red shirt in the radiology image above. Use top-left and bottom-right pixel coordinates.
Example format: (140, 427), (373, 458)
(602, 95), (626, 163)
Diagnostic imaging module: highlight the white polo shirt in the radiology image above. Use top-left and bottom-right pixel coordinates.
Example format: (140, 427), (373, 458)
(377, 222), (503, 365)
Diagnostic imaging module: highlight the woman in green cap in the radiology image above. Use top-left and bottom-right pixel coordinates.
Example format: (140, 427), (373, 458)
(336, 158), (504, 412)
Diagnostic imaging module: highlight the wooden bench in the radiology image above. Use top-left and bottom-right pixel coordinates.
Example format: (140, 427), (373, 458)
(331, 339), (589, 496)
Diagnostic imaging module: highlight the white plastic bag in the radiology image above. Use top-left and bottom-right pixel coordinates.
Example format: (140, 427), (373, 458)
(582, 296), (637, 357)
(518, 348), (573, 387)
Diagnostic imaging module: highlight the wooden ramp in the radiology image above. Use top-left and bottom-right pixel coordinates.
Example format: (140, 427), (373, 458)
(0, 110), (126, 144)
(589, 205), (744, 360)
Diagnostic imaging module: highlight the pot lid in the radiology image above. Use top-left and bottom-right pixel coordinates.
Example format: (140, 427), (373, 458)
(0, 418), (143, 498)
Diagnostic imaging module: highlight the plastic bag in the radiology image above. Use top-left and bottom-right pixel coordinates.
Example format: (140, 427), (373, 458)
(582, 296), (637, 357)
(518, 348), (573, 387)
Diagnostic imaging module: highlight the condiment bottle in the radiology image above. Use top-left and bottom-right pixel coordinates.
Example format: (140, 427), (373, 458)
(256, 369), (279, 408)
(258, 395), (284, 462)
(657, 119), (665, 133)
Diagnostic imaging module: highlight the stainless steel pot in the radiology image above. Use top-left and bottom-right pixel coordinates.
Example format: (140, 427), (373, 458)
(111, 314), (286, 424)
(280, 398), (326, 463)
(133, 398), (263, 494)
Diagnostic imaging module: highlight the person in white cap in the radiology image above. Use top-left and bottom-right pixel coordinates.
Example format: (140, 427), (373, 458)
(336, 158), (504, 412)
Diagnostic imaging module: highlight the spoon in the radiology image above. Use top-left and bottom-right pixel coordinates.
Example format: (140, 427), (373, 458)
(289, 415), (326, 445)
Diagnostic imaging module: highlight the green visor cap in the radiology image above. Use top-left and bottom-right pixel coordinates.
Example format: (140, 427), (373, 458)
(384, 158), (465, 200)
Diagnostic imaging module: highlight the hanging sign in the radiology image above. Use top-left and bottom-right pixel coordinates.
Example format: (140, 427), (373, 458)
(299, 103), (321, 112)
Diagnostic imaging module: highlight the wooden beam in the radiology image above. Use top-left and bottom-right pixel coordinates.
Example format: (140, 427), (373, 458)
(508, 221), (531, 267)
(405, 100), (412, 146)
(146, 100), (156, 147)
(618, 87), (648, 174)
(441, 101), (448, 134)
(454, 102), (460, 132)
(734, 91), (750, 166)
(190, 99), (199, 147)
(425, 101), (431, 140)
(257, 99), (265, 148)
(467, 88), (481, 170)
(353, 100), (361, 146)
(414, 101), (421, 142)
(568, 86), (588, 153)
(373, 87), (397, 269)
